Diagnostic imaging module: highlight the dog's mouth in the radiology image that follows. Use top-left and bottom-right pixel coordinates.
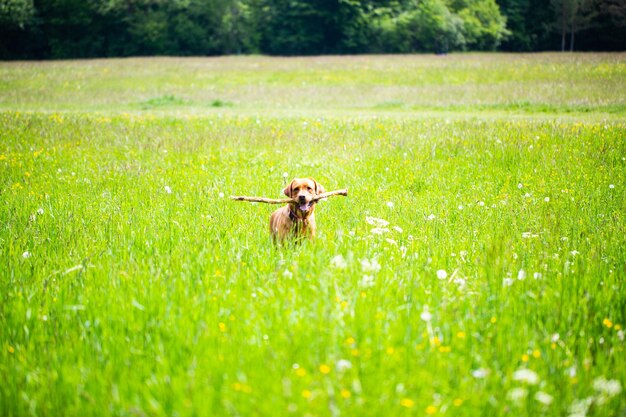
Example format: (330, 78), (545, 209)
(298, 202), (313, 213)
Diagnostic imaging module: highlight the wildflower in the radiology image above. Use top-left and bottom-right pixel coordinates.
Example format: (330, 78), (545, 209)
(22, 251), (31, 259)
(478, 201), (485, 206)
(453, 398), (463, 407)
(37, 208), (44, 215)
(330, 255), (348, 269)
(427, 214), (436, 221)
(518, 269), (527, 280)
(400, 398), (414, 408)
(472, 368), (489, 378)
(340, 389), (351, 399)
(503, 278), (514, 287)
(570, 250), (580, 256)
(218, 322), (227, 332)
(535, 391), (553, 406)
(436, 269), (447, 280)
(507, 387), (528, 403)
(385, 238), (397, 245)
(164, 185), (172, 194)
(386, 201), (394, 208)
(365, 216), (389, 227)
(360, 275), (375, 288)
(458, 205), (464, 210)
(533, 272), (543, 280)
(425, 405), (437, 414)
(301, 389), (312, 399)
(393, 226), (403, 233)
(370, 227), (389, 235)
(218, 192), (225, 198)
(512, 368), (540, 385)
(420, 306), (432, 322)
(336, 359), (352, 372)
(518, 183), (523, 189)
(592, 376), (622, 397)
(609, 184), (615, 189)
(603, 318), (613, 328)
(319, 364), (331, 374)
(361, 258), (381, 273)
(544, 197), (550, 202)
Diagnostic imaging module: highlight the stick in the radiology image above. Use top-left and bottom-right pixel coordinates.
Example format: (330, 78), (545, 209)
(230, 189), (348, 204)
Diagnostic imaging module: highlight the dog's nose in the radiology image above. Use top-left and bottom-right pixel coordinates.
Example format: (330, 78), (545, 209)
(298, 195), (306, 202)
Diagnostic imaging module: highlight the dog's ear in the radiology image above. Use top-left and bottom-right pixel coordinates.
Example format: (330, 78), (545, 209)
(283, 180), (294, 197)
(311, 178), (325, 195)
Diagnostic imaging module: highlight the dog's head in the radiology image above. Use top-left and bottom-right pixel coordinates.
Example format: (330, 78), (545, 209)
(283, 177), (325, 214)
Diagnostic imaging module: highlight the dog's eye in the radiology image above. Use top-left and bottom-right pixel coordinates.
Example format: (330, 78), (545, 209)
(307, 187), (313, 192)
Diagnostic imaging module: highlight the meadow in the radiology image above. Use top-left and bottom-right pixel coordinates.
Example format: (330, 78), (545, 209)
(1, 54), (625, 417)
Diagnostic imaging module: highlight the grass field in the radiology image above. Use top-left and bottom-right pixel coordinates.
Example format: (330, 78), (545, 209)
(1, 54), (625, 417)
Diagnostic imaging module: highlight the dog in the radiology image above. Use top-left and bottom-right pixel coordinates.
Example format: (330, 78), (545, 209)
(270, 177), (325, 242)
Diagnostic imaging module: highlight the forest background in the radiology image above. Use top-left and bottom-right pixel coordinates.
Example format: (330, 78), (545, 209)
(1, 0), (626, 60)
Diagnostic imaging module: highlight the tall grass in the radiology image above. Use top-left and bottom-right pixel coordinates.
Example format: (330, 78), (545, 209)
(1, 54), (625, 416)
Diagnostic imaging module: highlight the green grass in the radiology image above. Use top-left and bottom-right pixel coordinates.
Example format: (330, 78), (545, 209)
(1, 54), (625, 416)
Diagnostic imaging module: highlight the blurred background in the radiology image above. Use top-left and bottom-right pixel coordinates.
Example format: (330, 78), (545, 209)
(1, 0), (625, 59)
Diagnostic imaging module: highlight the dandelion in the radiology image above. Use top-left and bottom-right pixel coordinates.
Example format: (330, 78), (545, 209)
(340, 389), (351, 399)
(518, 183), (523, 189)
(400, 398), (414, 408)
(603, 318), (613, 328)
(164, 185), (172, 194)
(535, 391), (553, 406)
(22, 251), (31, 259)
(518, 269), (527, 280)
(301, 390), (312, 399)
(330, 255), (348, 269)
(319, 364), (331, 374)
(533, 272), (543, 280)
(458, 205), (464, 210)
(512, 368), (540, 385)
(427, 214), (436, 221)
(420, 308), (432, 322)
(37, 208), (44, 215)
(218, 192), (225, 198)
(425, 405), (437, 414)
(453, 399), (463, 407)
(478, 201), (485, 206)
(503, 278), (514, 287)
(609, 184), (615, 189)
(386, 201), (394, 208)
(436, 269), (447, 280)
(544, 197), (550, 202)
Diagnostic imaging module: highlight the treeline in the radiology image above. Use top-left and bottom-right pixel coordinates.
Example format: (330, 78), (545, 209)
(1, 0), (625, 59)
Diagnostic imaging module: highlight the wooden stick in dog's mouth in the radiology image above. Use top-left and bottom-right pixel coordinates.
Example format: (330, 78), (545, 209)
(230, 189), (348, 204)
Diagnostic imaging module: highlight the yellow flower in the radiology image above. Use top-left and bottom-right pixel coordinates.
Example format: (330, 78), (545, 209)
(426, 405), (437, 414)
(615, 324), (622, 331)
(603, 318), (613, 328)
(400, 398), (414, 408)
(345, 337), (356, 345)
(340, 389), (351, 399)
(456, 331), (466, 339)
(319, 364), (331, 374)
(490, 317), (497, 324)
(532, 349), (541, 358)
(218, 322), (227, 332)
(8, 346), (14, 353)
(302, 390), (312, 399)
(295, 368), (307, 377)
(521, 354), (529, 362)
(453, 398), (463, 407)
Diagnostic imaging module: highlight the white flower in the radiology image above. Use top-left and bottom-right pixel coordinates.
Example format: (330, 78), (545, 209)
(458, 205), (464, 210)
(592, 376), (622, 397)
(336, 359), (352, 372)
(164, 185), (172, 194)
(568, 397), (593, 417)
(22, 251), (31, 259)
(370, 227), (390, 235)
(385, 238), (397, 246)
(453, 277), (467, 290)
(512, 368), (540, 385)
(283, 172), (288, 179)
(478, 201), (485, 206)
(386, 201), (394, 208)
(609, 184), (615, 189)
(366, 216), (389, 227)
(427, 214), (436, 221)
(551, 333), (560, 343)
(37, 208), (44, 215)
(535, 391), (553, 405)
(360, 275), (375, 288)
(544, 197), (550, 202)
(218, 192), (225, 198)
(518, 269), (527, 280)
(507, 387), (528, 403)
(330, 255), (348, 269)
(533, 272), (543, 280)
(524, 193), (531, 198)
(420, 308), (432, 322)
(436, 269), (447, 280)
(503, 278), (514, 287)
(618, 330), (624, 341)
(393, 226), (403, 233)
(518, 183), (523, 189)
(472, 368), (489, 379)
(282, 269), (293, 278)
(361, 258), (381, 273)
(570, 250), (580, 256)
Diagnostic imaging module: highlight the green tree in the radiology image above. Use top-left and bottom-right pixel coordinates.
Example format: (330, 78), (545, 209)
(450, 0), (509, 50)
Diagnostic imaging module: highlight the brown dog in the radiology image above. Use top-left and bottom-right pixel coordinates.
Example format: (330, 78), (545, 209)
(270, 178), (325, 242)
